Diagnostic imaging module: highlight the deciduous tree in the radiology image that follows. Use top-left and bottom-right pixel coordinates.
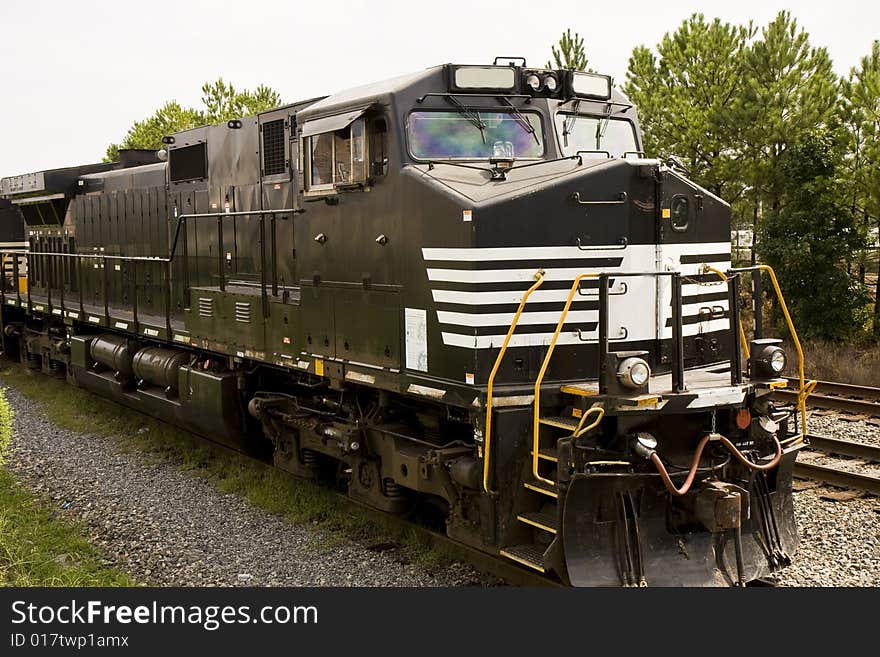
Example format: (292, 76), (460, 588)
(104, 79), (282, 162)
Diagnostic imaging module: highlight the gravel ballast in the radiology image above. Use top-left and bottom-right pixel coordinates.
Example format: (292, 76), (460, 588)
(2, 382), (878, 587)
(1, 384), (484, 587)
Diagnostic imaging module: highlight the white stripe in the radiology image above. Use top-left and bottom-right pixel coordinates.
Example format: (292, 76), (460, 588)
(437, 300), (726, 329)
(423, 246), (623, 261)
(431, 279), (723, 306)
(422, 242), (730, 262)
(441, 331), (592, 349)
(431, 286), (623, 305)
(441, 320), (731, 349)
(437, 309), (598, 327)
(426, 259), (732, 284)
(427, 266), (622, 283)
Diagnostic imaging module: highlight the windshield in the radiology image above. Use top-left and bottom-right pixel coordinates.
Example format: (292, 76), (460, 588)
(555, 113), (638, 158)
(408, 110), (544, 160)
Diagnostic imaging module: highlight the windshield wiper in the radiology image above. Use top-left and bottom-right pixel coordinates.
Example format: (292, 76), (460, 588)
(562, 99), (581, 148)
(443, 95), (487, 144)
(596, 101), (613, 145)
(498, 97), (539, 145)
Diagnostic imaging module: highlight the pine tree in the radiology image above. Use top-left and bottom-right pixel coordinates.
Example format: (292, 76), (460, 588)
(622, 14), (750, 198)
(547, 29), (590, 71)
(841, 41), (880, 338)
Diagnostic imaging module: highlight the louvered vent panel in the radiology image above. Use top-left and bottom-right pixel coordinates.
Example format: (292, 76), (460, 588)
(234, 302), (251, 323)
(262, 119), (286, 176)
(198, 297), (214, 318)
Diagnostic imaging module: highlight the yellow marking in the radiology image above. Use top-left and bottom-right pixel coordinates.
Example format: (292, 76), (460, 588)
(769, 380), (788, 389)
(524, 481), (557, 498)
(661, 208), (671, 219)
(637, 396), (660, 407)
(560, 384), (598, 397)
(517, 515), (557, 534)
(499, 549), (546, 572)
(572, 407), (582, 418)
(314, 358), (324, 377)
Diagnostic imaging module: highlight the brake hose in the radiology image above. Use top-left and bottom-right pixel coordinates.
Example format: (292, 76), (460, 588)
(650, 433), (783, 497)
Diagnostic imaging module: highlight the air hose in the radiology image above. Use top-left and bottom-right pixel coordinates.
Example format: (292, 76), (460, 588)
(649, 433), (783, 497)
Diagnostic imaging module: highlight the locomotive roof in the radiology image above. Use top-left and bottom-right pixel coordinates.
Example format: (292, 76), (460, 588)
(296, 66), (441, 122)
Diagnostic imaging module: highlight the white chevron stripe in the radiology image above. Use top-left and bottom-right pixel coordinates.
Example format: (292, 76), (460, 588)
(437, 309), (598, 327)
(437, 300), (726, 328)
(422, 242), (730, 262)
(441, 319), (731, 349)
(431, 279), (729, 306)
(427, 261), (731, 284)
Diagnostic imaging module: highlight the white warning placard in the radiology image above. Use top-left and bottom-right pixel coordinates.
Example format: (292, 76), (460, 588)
(405, 307), (428, 372)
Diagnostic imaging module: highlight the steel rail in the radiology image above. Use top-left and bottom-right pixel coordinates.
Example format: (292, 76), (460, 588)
(783, 377), (880, 402)
(793, 462), (880, 496)
(805, 433), (880, 463)
(794, 432), (880, 496)
(774, 389), (880, 416)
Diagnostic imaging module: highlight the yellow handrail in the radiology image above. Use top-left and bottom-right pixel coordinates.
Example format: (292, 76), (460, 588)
(574, 406), (604, 438)
(703, 265), (750, 360)
(532, 273), (600, 485)
(482, 270), (545, 495)
(755, 265), (815, 435)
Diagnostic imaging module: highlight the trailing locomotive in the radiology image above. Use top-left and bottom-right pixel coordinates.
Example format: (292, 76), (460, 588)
(0, 60), (813, 586)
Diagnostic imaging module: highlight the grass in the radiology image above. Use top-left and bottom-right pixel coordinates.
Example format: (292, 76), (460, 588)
(783, 339), (880, 387)
(0, 386), (133, 586)
(0, 363), (460, 575)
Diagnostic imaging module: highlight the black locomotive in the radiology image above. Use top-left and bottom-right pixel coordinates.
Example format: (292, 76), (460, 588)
(0, 60), (811, 586)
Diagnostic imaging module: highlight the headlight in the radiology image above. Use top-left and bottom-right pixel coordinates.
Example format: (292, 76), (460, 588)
(769, 349), (786, 373)
(543, 74), (558, 92)
(749, 339), (787, 378)
(618, 357), (651, 389)
(525, 73), (541, 91)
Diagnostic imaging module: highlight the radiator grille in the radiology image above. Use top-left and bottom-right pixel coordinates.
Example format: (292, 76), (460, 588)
(198, 297), (214, 318)
(234, 302), (251, 323)
(262, 119), (286, 176)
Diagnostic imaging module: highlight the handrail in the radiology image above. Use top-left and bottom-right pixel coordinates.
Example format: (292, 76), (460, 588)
(729, 264), (815, 435)
(574, 406), (604, 438)
(1, 207), (297, 326)
(702, 265), (750, 359)
(532, 272), (600, 485)
(482, 269), (545, 495)
(532, 270), (688, 485)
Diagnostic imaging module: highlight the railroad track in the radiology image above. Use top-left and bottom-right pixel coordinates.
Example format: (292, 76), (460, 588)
(775, 378), (880, 417)
(794, 433), (880, 496)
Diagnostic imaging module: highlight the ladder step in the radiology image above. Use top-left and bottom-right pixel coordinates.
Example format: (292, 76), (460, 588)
(539, 415), (579, 431)
(523, 480), (557, 498)
(560, 383), (599, 397)
(517, 510), (558, 534)
(499, 544), (547, 572)
(534, 447), (558, 463)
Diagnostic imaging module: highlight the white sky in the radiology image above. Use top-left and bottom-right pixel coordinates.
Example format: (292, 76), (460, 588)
(0, 0), (876, 177)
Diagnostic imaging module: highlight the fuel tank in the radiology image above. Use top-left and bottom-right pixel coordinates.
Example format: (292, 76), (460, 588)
(132, 346), (190, 390)
(89, 334), (136, 377)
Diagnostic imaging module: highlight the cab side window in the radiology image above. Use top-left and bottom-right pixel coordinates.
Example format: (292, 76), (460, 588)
(305, 118), (367, 192)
